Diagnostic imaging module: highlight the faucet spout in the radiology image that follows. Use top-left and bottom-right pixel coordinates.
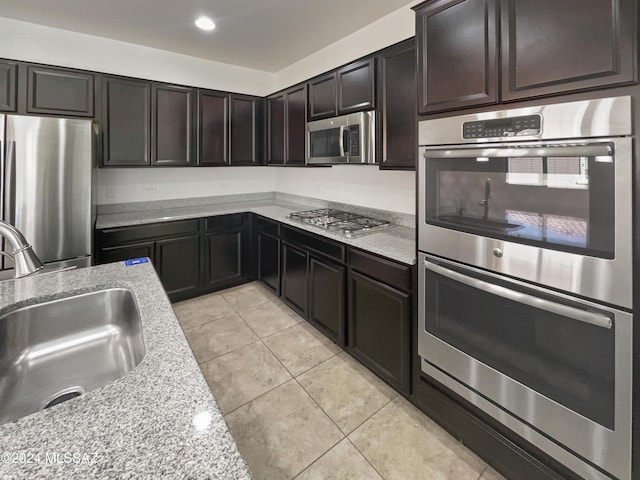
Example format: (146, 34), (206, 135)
(0, 221), (44, 278)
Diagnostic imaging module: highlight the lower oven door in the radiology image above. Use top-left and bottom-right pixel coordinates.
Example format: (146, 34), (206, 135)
(418, 253), (632, 480)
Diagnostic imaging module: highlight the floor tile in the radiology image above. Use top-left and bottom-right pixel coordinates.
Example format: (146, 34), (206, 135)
(349, 397), (485, 480)
(221, 283), (273, 312)
(238, 299), (301, 338)
(183, 312), (258, 363)
(298, 352), (397, 434)
(480, 466), (507, 480)
(294, 438), (383, 480)
(199, 341), (292, 414)
(226, 380), (344, 480)
(173, 292), (235, 330)
(263, 322), (342, 376)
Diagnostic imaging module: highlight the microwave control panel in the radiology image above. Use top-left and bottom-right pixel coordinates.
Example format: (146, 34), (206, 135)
(347, 126), (360, 155)
(463, 115), (542, 139)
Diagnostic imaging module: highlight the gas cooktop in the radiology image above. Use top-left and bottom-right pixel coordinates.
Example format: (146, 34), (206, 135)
(288, 208), (392, 238)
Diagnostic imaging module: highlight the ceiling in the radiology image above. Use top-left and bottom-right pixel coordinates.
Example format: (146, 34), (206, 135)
(0, 0), (415, 72)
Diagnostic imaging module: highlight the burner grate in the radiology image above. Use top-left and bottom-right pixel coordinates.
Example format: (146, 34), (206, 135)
(289, 209), (391, 237)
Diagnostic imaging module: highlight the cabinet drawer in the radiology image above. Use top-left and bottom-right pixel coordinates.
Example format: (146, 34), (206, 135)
(205, 213), (246, 232)
(282, 226), (345, 263)
(99, 219), (200, 247)
(255, 216), (280, 237)
(349, 248), (412, 292)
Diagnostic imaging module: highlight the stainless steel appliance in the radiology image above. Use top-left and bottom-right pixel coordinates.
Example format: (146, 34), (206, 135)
(417, 96), (633, 480)
(289, 208), (391, 237)
(307, 111), (375, 164)
(0, 115), (94, 279)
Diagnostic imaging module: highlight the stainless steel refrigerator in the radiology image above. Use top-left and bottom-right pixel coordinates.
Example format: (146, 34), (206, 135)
(0, 115), (94, 279)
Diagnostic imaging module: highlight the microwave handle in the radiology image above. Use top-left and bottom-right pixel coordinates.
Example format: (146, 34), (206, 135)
(338, 126), (346, 157)
(424, 260), (613, 330)
(424, 144), (612, 159)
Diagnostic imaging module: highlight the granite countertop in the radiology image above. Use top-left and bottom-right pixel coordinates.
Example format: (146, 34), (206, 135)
(0, 262), (252, 480)
(96, 199), (416, 265)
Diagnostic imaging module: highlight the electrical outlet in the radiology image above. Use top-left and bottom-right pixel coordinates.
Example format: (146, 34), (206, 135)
(106, 186), (115, 199)
(142, 185), (156, 194)
(219, 182), (230, 191)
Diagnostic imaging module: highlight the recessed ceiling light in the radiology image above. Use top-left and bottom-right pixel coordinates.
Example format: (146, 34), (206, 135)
(195, 16), (216, 31)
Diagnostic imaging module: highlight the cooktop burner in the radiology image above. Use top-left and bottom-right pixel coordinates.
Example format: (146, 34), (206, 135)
(289, 209), (392, 237)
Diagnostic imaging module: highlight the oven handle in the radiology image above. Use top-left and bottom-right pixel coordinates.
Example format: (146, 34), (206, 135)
(424, 144), (612, 159)
(424, 260), (613, 329)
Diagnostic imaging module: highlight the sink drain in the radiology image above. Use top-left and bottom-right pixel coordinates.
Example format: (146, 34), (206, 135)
(40, 387), (86, 410)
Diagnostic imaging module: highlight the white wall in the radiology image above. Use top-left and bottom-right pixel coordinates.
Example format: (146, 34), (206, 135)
(96, 167), (276, 205)
(0, 17), (275, 96)
(273, 1), (421, 91)
(275, 166), (415, 214)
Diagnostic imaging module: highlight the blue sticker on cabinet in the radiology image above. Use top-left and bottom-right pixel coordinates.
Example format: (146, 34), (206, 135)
(124, 258), (149, 266)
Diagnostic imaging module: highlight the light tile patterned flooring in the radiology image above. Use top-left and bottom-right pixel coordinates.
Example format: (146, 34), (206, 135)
(173, 282), (507, 480)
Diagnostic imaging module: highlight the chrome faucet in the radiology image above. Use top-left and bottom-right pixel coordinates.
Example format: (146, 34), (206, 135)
(479, 178), (492, 221)
(0, 221), (44, 278)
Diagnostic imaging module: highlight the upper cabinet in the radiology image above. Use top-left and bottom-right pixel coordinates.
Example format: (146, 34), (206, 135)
(151, 84), (195, 167)
(415, 0), (638, 114)
(25, 65), (95, 117)
(101, 76), (151, 167)
(416, 0), (498, 114)
(197, 90), (229, 166)
(229, 94), (263, 166)
(267, 84), (307, 165)
(376, 39), (417, 170)
(500, 0), (638, 101)
(308, 58), (375, 121)
(0, 61), (18, 112)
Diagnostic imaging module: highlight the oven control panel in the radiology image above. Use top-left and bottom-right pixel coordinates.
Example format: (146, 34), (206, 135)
(463, 115), (541, 139)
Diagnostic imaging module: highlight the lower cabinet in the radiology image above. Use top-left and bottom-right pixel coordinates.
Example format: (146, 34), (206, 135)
(98, 241), (155, 265)
(203, 214), (250, 290)
(257, 231), (280, 295)
(348, 269), (411, 394)
(156, 235), (200, 299)
(309, 256), (346, 345)
(281, 242), (309, 317)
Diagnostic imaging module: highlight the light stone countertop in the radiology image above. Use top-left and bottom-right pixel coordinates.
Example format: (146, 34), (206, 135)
(0, 262), (252, 480)
(96, 199), (416, 265)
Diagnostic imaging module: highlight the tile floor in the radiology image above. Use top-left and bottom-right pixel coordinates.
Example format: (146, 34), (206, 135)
(173, 282), (507, 480)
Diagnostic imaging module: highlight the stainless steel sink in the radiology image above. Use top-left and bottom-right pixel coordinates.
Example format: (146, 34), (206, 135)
(0, 288), (145, 425)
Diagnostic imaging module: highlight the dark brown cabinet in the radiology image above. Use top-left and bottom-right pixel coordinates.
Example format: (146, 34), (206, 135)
(101, 76), (151, 166)
(230, 94), (262, 165)
(267, 84), (307, 165)
(98, 241), (155, 265)
(500, 0), (638, 101)
(0, 61), (17, 112)
(309, 256), (346, 346)
(416, 0), (498, 114)
(152, 84), (194, 166)
(197, 90), (228, 166)
(308, 58), (375, 121)
(156, 234), (200, 298)
(415, 0), (637, 114)
(281, 242), (309, 316)
(204, 214), (251, 290)
(25, 65), (95, 117)
(377, 39), (417, 170)
(256, 217), (281, 295)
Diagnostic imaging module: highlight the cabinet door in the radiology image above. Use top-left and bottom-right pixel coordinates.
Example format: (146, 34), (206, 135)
(281, 242), (309, 316)
(500, 0), (638, 101)
(198, 90), (228, 166)
(267, 93), (286, 165)
(230, 94), (261, 165)
(205, 228), (247, 289)
(286, 85), (307, 165)
(152, 84), (194, 166)
(309, 256), (346, 346)
(97, 241), (155, 266)
(26, 65), (95, 117)
(101, 76), (151, 167)
(416, 0), (498, 114)
(0, 61), (17, 112)
(155, 235), (200, 300)
(308, 73), (337, 120)
(257, 232), (280, 295)
(348, 270), (411, 394)
(337, 58), (375, 114)
(377, 40), (416, 170)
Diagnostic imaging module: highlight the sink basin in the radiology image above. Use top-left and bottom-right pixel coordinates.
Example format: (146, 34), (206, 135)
(0, 288), (145, 425)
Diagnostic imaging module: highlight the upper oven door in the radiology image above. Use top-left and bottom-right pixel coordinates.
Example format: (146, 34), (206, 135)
(418, 137), (632, 308)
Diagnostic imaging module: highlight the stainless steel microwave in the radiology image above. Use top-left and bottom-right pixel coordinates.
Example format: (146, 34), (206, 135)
(306, 111), (375, 164)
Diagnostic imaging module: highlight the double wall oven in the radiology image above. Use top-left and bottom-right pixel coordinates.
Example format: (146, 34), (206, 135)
(417, 97), (632, 480)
